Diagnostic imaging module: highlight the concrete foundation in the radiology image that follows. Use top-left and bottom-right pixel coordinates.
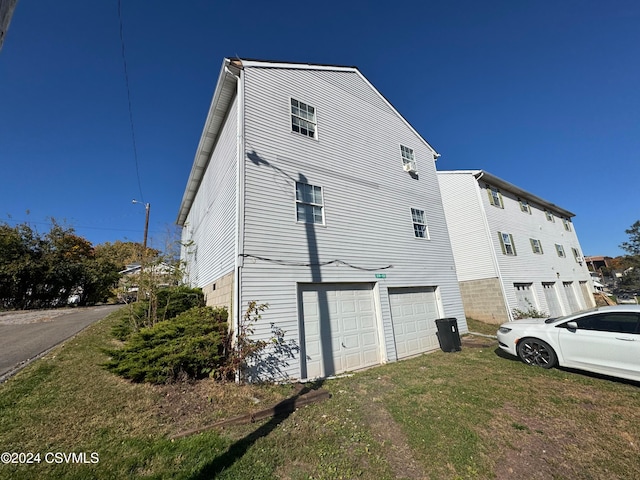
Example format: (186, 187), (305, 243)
(459, 277), (509, 324)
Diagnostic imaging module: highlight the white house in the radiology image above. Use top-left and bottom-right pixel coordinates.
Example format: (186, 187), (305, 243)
(438, 170), (595, 324)
(177, 58), (467, 381)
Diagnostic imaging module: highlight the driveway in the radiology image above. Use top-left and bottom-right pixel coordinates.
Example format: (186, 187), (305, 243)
(0, 305), (121, 381)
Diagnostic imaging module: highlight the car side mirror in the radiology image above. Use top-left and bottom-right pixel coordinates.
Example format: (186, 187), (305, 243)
(566, 321), (578, 330)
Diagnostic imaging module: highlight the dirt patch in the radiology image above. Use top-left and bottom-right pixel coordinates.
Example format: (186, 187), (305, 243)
(462, 335), (498, 348)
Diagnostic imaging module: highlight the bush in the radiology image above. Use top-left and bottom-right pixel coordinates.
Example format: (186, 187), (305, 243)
(111, 286), (204, 340)
(103, 306), (227, 384)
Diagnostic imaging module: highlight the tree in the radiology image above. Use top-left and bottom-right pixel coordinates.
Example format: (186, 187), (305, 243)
(94, 241), (160, 271)
(617, 221), (640, 294)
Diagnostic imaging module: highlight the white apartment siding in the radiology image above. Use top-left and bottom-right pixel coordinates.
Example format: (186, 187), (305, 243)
(479, 181), (594, 316)
(237, 66), (466, 379)
(437, 173), (496, 281)
(181, 95), (238, 288)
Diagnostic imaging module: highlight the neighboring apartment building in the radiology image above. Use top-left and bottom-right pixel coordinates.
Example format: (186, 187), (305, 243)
(177, 58), (466, 381)
(438, 170), (595, 324)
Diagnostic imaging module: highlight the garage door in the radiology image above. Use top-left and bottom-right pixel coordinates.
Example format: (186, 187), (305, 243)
(389, 287), (440, 359)
(299, 283), (380, 379)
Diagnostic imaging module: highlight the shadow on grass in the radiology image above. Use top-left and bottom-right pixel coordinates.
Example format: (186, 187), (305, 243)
(494, 348), (640, 388)
(188, 380), (325, 479)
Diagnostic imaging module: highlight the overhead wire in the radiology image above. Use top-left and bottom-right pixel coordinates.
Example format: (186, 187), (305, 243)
(117, 0), (145, 203)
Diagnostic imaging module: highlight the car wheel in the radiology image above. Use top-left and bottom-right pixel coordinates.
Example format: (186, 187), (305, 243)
(517, 338), (557, 369)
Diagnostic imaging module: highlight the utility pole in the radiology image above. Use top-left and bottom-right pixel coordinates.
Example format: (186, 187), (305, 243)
(132, 199), (150, 253)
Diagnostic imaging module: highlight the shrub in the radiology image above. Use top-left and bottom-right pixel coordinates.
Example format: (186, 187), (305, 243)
(103, 306), (227, 384)
(111, 286), (204, 340)
(512, 306), (548, 319)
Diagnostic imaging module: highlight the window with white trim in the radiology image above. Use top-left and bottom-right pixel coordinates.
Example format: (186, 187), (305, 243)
(545, 209), (555, 222)
(291, 98), (317, 138)
(562, 217), (572, 231)
(518, 198), (531, 214)
(295, 182), (324, 224)
(499, 232), (517, 255)
(530, 238), (543, 254)
(555, 244), (566, 258)
(400, 145), (416, 170)
(572, 247), (582, 263)
(411, 208), (429, 238)
(487, 185), (504, 208)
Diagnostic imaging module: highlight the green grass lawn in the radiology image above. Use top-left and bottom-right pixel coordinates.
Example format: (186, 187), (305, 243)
(1, 308), (639, 479)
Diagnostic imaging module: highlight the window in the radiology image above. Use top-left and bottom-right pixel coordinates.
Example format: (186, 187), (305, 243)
(572, 247), (582, 263)
(555, 244), (566, 258)
(545, 209), (555, 222)
(498, 232), (517, 255)
(487, 185), (504, 208)
(519, 198), (531, 214)
(295, 182), (324, 224)
(411, 208), (428, 238)
(530, 238), (544, 254)
(570, 313), (640, 334)
(400, 145), (416, 170)
(562, 217), (572, 231)
(291, 98), (316, 138)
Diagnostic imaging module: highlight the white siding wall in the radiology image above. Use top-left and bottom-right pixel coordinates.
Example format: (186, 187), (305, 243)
(437, 172), (497, 281)
(181, 95), (238, 287)
(480, 183), (594, 315)
(239, 67), (466, 379)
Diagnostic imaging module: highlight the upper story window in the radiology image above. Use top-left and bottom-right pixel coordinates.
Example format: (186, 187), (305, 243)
(291, 98), (317, 139)
(562, 217), (572, 231)
(295, 182), (324, 224)
(530, 238), (544, 254)
(545, 209), (555, 222)
(518, 198), (531, 214)
(411, 208), (429, 238)
(401, 145), (416, 171)
(572, 247), (582, 263)
(555, 244), (566, 258)
(499, 232), (517, 255)
(487, 185), (504, 208)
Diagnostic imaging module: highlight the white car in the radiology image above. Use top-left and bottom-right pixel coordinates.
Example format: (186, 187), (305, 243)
(497, 305), (640, 382)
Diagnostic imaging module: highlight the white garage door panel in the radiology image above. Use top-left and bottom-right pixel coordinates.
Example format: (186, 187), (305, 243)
(300, 284), (380, 379)
(390, 287), (440, 359)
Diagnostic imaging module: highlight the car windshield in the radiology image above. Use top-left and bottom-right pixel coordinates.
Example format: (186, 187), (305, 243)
(544, 307), (601, 324)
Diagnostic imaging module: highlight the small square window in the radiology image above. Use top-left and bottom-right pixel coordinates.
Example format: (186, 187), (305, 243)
(555, 244), (566, 258)
(545, 209), (555, 222)
(411, 208), (428, 238)
(291, 98), (317, 139)
(295, 181), (324, 224)
(518, 198), (531, 214)
(530, 238), (543, 254)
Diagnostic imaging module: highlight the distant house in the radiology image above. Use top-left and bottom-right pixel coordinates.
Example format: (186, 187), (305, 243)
(118, 262), (177, 300)
(177, 58), (467, 381)
(438, 170), (595, 323)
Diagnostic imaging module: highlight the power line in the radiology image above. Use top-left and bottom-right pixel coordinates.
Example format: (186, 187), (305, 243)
(117, 0), (145, 203)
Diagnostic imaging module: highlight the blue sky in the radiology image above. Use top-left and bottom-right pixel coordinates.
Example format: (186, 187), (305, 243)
(1, 0), (638, 257)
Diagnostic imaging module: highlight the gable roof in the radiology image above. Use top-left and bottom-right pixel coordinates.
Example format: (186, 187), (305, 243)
(438, 170), (575, 218)
(176, 58), (440, 226)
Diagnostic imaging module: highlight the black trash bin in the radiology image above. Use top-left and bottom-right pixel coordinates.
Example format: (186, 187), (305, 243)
(435, 318), (461, 352)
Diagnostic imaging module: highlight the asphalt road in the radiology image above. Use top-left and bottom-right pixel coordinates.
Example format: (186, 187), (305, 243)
(0, 305), (121, 381)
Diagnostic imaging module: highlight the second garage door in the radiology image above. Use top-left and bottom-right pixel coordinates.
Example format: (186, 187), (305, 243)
(389, 287), (440, 359)
(299, 283), (380, 379)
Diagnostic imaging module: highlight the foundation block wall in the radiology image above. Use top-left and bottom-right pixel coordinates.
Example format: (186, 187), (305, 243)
(202, 271), (234, 313)
(459, 277), (509, 324)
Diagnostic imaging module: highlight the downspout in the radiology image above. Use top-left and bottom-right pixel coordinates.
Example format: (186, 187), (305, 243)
(228, 63), (245, 380)
(475, 172), (513, 322)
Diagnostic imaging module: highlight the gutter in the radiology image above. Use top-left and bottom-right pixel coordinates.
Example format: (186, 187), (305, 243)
(475, 171), (513, 322)
(230, 62), (245, 376)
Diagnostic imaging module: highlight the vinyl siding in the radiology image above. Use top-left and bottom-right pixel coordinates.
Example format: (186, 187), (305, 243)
(437, 172), (496, 281)
(239, 66), (466, 379)
(181, 94), (238, 287)
(438, 170), (594, 321)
